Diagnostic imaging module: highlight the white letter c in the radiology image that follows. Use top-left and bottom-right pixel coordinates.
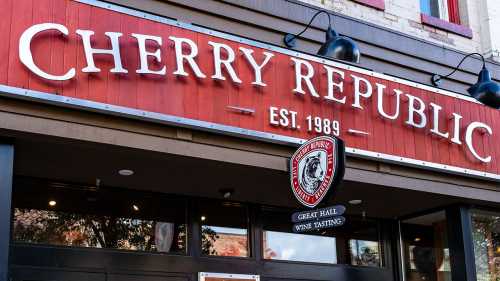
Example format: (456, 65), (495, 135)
(19, 23), (75, 81)
(465, 121), (492, 163)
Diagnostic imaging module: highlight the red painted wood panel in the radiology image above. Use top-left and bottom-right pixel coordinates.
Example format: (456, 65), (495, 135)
(1, 0), (498, 178)
(0, 0), (14, 85)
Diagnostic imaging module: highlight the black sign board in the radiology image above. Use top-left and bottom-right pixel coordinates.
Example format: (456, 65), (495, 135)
(291, 205), (346, 223)
(293, 216), (346, 233)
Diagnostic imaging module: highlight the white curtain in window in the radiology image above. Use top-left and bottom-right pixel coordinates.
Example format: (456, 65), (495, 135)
(155, 222), (175, 252)
(438, 0), (449, 21)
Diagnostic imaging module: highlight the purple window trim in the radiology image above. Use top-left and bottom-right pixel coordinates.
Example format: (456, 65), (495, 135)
(421, 13), (473, 38)
(351, 0), (385, 11)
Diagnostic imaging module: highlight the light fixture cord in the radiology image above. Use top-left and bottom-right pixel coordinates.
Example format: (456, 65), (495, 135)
(289, 10), (332, 41)
(438, 52), (486, 80)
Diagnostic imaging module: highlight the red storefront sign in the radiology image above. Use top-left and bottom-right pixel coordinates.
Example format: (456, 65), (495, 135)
(0, 0), (498, 181)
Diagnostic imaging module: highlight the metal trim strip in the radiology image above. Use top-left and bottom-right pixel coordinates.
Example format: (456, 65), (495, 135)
(199, 272), (260, 281)
(0, 84), (498, 182)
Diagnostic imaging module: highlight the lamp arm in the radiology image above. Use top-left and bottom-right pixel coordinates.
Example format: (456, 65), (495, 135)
(432, 52), (486, 85)
(287, 10), (332, 42)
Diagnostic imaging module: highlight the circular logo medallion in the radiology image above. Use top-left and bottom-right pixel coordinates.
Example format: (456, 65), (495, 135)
(290, 136), (344, 208)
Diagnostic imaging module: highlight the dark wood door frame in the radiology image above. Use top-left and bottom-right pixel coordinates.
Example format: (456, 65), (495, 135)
(0, 142), (14, 281)
(446, 206), (478, 281)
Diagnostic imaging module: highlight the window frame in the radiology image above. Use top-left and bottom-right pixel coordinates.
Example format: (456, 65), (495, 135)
(351, 0), (385, 10)
(420, 13), (472, 38)
(419, 0), (472, 38)
(259, 206), (387, 268)
(11, 177), (190, 256)
(197, 199), (252, 259)
(470, 209), (500, 281)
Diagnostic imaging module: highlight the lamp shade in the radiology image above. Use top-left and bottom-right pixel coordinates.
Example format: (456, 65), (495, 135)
(317, 27), (360, 63)
(467, 67), (500, 109)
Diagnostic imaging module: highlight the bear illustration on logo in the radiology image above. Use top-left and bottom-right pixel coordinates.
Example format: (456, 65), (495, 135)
(290, 136), (345, 208)
(299, 152), (325, 195)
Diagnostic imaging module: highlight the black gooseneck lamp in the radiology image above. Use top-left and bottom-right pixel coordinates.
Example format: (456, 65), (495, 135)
(283, 11), (361, 63)
(431, 52), (500, 109)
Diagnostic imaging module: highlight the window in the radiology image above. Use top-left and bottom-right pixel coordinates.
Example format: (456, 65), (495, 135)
(11, 178), (187, 254)
(420, 0), (471, 38)
(261, 207), (383, 266)
(263, 231), (337, 264)
(420, 0), (460, 24)
(471, 210), (500, 281)
(199, 201), (249, 257)
(349, 239), (381, 267)
(401, 211), (451, 281)
(342, 217), (383, 267)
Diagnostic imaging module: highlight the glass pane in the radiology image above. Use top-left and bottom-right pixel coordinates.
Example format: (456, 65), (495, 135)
(13, 208), (186, 253)
(420, 0), (440, 18)
(200, 201), (249, 257)
(401, 211), (451, 281)
(340, 216), (383, 267)
(263, 230), (337, 264)
(471, 210), (500, 281)
(261, 207), (382, 266)
(349, 239), (381, 267)
(11, 178), (187, 254)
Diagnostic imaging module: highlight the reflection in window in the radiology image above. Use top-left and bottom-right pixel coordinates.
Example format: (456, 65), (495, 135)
(349, 239), (381, 267)
(13, 208), (186, 253)
(11, 178), (187, 254)
(200, 201), (249, 257)
(202, 226), (248, 257)
(420, 0), (441, 18)
(420, 0), (461, 24)
(401, 211), (451, 281)
(472, 210), (500, 281)
(261, 207), (382, 266)
(263, 231), (337, 264)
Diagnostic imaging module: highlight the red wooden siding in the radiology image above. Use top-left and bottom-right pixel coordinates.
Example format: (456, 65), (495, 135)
(0, 0), (498, 177)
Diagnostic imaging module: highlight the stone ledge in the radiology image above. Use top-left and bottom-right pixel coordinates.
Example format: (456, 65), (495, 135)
(421, 13), (473, 38)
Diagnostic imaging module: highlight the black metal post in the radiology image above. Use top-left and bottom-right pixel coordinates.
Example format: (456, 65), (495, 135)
(189, 199), (201, 258)
(0, 143), (14, 281)
(446, 206), (477, 281)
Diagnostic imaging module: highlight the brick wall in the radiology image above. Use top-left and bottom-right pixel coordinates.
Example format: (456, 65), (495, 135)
(299, 0), (500, 62)
(479, 0), (500, 62)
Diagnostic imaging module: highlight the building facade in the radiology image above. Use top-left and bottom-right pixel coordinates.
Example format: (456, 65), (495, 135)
(0, 1), (499, 281)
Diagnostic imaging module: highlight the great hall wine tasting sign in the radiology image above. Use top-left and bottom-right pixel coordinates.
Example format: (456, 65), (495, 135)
(0, 0), (498, 181)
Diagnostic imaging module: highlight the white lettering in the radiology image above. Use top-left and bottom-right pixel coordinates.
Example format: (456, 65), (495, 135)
(279, 108), (290, 127)
(209, 41), (242, 83)
(168, 36), (206, 78)
(239, 47), (274, 86)
(76, 30), (128, 73)
(19, 23), (75, 81)
(351, 74), (372, 109)
(269, 107), (279, 125)
(323, 65), (345, 104)
(131, 33), (166, 75)
(376, 84), (401, 120)
(429, 103), (449, 139)
(405, 94), (427, 128)
(465, 122), (492, 163)
(291, 57), (319, 98)
(451, 113), (463, 145)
